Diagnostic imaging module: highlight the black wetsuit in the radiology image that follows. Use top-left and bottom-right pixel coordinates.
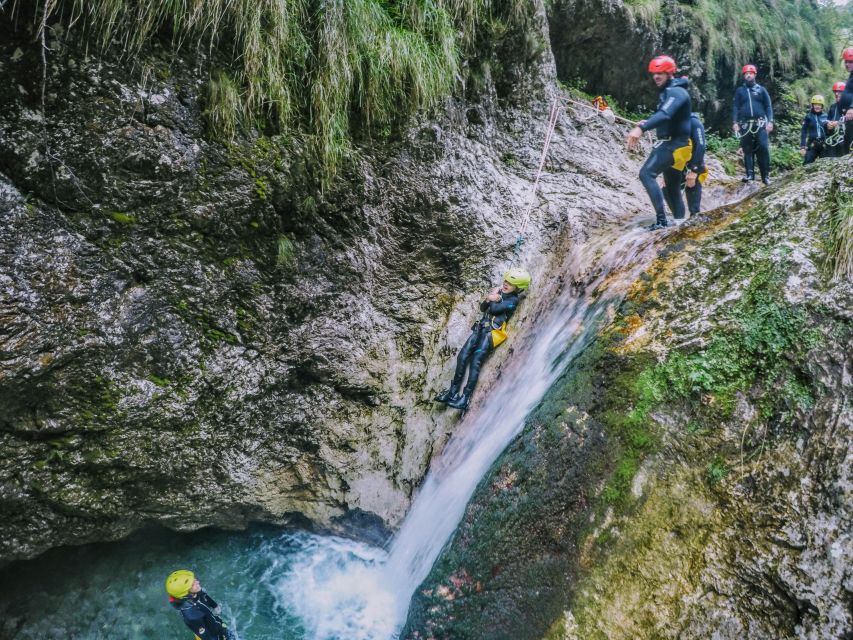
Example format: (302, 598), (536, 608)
(684, 113), (706, 215)
(450, 290), (520, 398)
(838, 73), (853, 154)
(639, 77), (692, 226)
(826, 101), (846, 158)
(170, 591), (231, 640)
(800, 109), (829, 164)
(732, 81), (774, 180)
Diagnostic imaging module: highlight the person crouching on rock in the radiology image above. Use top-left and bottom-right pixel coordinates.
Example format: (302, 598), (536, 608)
(434, 268), (531, 411)
(166, 570), (234, 640)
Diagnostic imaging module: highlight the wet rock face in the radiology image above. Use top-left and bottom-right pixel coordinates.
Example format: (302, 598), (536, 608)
(0, 4), (653, 564)
(404, 164), (852, 639)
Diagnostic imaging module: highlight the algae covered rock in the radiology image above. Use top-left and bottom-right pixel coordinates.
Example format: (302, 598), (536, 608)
(404, 162), (852, 639)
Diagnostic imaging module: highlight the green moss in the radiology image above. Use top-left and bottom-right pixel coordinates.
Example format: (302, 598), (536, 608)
(706, 458), (728, 484)
(146, 374), (171, 387)
(108, 211), (135, 225)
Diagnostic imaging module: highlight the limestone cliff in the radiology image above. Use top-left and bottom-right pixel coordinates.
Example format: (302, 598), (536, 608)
(403, 161), (852, 639)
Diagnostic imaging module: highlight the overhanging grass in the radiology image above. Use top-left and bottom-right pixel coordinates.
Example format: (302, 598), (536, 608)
(828, 188), (853, 281)
(40, 0), (524, 178)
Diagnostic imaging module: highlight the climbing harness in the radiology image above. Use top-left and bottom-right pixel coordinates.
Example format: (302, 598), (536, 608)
(826, 120), (846, 147)
(735, 117), (767, 139)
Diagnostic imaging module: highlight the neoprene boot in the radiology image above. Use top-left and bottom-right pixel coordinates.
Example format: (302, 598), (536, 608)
(434, 384), (459, 403)
(447, 392), (470, 410)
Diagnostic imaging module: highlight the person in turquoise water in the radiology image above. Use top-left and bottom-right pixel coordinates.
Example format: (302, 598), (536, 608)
(166, 570), (233, 640)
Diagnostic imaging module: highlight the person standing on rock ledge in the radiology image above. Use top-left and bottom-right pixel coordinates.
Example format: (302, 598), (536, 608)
(732, 64), (774, 185)
(626, 55), (692, 230)
(825, 81), (847, 158)
(837, 47), (853, 155)
(434, 268), (531, 411)
(799, 95), (830, 164)
(166, 570), (234, 640)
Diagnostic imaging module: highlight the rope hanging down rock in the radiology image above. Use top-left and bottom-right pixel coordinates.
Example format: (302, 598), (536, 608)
(509, 95), (637, 266)
(510, 97), (560, 265)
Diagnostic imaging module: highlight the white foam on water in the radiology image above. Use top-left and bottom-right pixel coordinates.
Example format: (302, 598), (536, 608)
(272, 534), (395, 640)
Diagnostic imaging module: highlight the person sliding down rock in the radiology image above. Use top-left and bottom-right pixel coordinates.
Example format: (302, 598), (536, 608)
(626, 55), (692, 230)
(800, 95), (830, 165)
(166, 570), (234, 640)
(434, 268), (531, 411)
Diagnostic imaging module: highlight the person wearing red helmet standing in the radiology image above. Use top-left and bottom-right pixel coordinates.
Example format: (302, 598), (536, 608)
(825, 81), (847, 158)
(626, 55), (692, 230)
(836, 47), (853, 154)
(732, 64), (774, 185)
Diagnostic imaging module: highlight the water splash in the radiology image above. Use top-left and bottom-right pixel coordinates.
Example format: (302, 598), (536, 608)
(272, 534), (394, 640)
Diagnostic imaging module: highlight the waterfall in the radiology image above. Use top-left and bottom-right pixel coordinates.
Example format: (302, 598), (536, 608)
(277, 220), (666, 639)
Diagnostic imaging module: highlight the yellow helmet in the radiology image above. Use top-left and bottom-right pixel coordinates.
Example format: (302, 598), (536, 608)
(810, 94), (825, 106)
(165, 570), (195, 598)
(503, 268), (531, 291)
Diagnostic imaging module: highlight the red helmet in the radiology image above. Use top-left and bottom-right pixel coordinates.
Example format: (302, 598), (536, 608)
(842, 48), (853, 61)
(648, 55), (676, 74)
(742, 64), (757, 74)
(833, 81), (846, 92)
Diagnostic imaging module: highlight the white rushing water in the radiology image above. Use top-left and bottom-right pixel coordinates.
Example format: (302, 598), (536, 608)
(275, 219), (668, 640)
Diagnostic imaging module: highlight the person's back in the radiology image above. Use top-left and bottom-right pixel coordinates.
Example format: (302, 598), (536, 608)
(644, 77), (692, 143)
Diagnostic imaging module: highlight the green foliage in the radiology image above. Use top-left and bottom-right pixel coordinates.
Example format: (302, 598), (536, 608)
(51, 0), (526, 179)
(706, 124), (806, 176)
(599, 354), (661, 507)
(683, 0), (836, 82)
(827, 186), (853, 281)
(276, 235), (294, 266)
(204, 71), (242, 142)
(706, 458), (728, 484)
(704, 132), (739, 175)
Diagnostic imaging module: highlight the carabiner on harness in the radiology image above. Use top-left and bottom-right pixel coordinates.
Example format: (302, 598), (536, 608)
(826, 120), (846, 147)
(735, 117), (767, 140)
